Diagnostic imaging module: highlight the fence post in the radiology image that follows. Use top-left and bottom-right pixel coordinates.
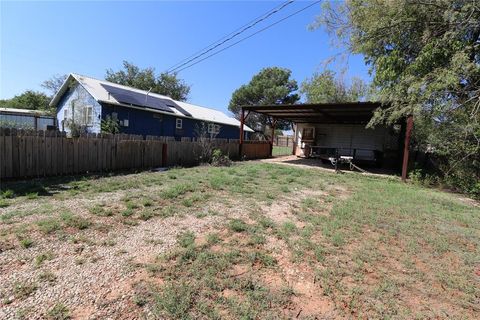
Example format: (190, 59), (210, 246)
(162, 143), (168, 167)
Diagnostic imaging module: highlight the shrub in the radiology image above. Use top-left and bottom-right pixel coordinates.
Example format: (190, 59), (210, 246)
(1, 189), (15, 199)
(211, 149), (232, 167)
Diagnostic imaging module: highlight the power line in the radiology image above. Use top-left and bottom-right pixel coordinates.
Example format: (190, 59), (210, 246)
(166, 1), (295, 74)
(167, 1), (295, 72)
(174, 0), (321, 74)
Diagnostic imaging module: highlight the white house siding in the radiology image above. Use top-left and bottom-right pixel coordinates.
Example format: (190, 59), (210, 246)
(56, 83), (102, 134)
(295, 123), (399, 157)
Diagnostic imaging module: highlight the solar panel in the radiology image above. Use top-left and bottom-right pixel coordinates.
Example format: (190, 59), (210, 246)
(101, 84), (174, 113)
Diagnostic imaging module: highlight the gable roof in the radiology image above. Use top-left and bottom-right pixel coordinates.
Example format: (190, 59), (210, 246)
(50, 73), (253, 132)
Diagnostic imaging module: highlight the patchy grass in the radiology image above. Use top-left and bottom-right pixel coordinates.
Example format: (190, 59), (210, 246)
(1, 162), (479, 318)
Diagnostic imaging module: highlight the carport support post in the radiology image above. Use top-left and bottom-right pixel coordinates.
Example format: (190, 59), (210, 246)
(401, 115), (414, 182)
(270, 118), (277, 157)
(239, 108), (245, 157)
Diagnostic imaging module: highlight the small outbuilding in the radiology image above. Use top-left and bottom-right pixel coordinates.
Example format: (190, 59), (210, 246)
(240, 102), (413, 180)
(0, 108), (56, 130)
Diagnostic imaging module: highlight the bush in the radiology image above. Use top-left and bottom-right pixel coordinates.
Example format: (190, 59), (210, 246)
(211, 149), (232, 167)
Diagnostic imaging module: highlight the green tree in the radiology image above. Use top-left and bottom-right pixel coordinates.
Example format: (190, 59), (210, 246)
(301, 70), (369, 103)
(228, 67), (299, 132)
(100, 115), (120, 134)
(312, 1), (480, 197)
(105, 61), (190, 101)
(0, 90), (52, 114)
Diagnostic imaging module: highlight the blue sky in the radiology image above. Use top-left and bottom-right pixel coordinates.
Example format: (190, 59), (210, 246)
(1, 0), (370, 114)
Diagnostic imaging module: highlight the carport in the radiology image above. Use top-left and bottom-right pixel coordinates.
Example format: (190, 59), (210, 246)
(239, 102), (413, 181)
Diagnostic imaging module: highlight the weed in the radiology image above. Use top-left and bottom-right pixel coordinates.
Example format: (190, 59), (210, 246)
(0, 198), (9, 208)
(162, 183), (195, 199)
(47, 303), (70, 320)
(89, 205), (113, 217)
(1, 189), (15, 199)
(229, 219), (248, 232)
(13, 281), (37, 299)
(19, 237), (34, 249)
(35, 251), (55, 266)
(126, 201), (140, 210)
(257, 216), (275, 229)
(142, 198), (154, 207)
(26, 192), (38, 200)
(121, 208), (134, 217)
(38, 270), (57, 283)
(177, 231), (195, 248)
(154, 282), (194, 319)
(206, 233), (221, 245)
(37, 218), (61, 234)
(138, 210), (155, 221)
(301, 197), (318, 209)
(61, 212), (91, 230)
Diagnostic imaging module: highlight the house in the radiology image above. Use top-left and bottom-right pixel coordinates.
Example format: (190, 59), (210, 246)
(49, 73), (253, 139)
(240, 102), (410, 172)
(0, 108), (56, 130)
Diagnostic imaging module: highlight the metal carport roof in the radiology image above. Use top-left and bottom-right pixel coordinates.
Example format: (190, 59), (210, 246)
(241, 101), (383, 124)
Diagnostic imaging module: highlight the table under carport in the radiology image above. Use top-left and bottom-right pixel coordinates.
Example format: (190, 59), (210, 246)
(239, 102), (413, 181)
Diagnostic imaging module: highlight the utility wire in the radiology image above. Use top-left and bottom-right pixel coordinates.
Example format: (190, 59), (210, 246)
(174, 0), (321, 74)
(167, 1), (294, 72)
(166, 1), (295, 74)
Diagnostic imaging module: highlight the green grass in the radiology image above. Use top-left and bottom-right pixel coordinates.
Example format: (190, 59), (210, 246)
(272, 146), (292, 156)
(19, 237), (34, 249)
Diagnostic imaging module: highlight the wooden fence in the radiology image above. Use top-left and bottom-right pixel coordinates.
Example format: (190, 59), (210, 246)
(241, 141), (271, 159)
(274, 135), (294, 147)
(0, 129), (271, 179)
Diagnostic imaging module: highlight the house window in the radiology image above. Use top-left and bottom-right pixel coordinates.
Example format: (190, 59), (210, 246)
(176, 118), (183, 129)
(111, 112), (118, 120)
(63, 108), (68, 120)
(208, 123), (220, 134)
(83, 106), (93, 126)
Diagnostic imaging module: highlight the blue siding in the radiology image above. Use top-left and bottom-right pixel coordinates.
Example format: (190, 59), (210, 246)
(101, 104), (243, 139)
(56, 83), (102, 134)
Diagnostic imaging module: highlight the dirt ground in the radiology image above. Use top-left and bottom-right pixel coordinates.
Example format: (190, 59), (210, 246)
(0, 162), (478, 319)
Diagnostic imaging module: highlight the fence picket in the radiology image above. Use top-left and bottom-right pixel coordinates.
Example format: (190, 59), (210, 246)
(0, 130), (270, 179)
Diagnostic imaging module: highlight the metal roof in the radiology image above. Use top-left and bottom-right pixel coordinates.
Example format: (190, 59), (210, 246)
(50, 73), (254, 132)
(242, 102), (383, 124)
(0, 108), (51, 116)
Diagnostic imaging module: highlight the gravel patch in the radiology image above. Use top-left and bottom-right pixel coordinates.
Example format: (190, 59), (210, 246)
(0, 200), (232, 319)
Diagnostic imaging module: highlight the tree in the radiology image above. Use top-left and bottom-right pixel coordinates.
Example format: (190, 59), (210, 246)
(0, 90), (52, 114)
(312, 1), (480, 197)
(105, 61), (190, 101)
(301, 70), (369, 103)
(41, 74), (68, 96)
(101, 115), (120, 134)
(228, 67), (300, 133)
